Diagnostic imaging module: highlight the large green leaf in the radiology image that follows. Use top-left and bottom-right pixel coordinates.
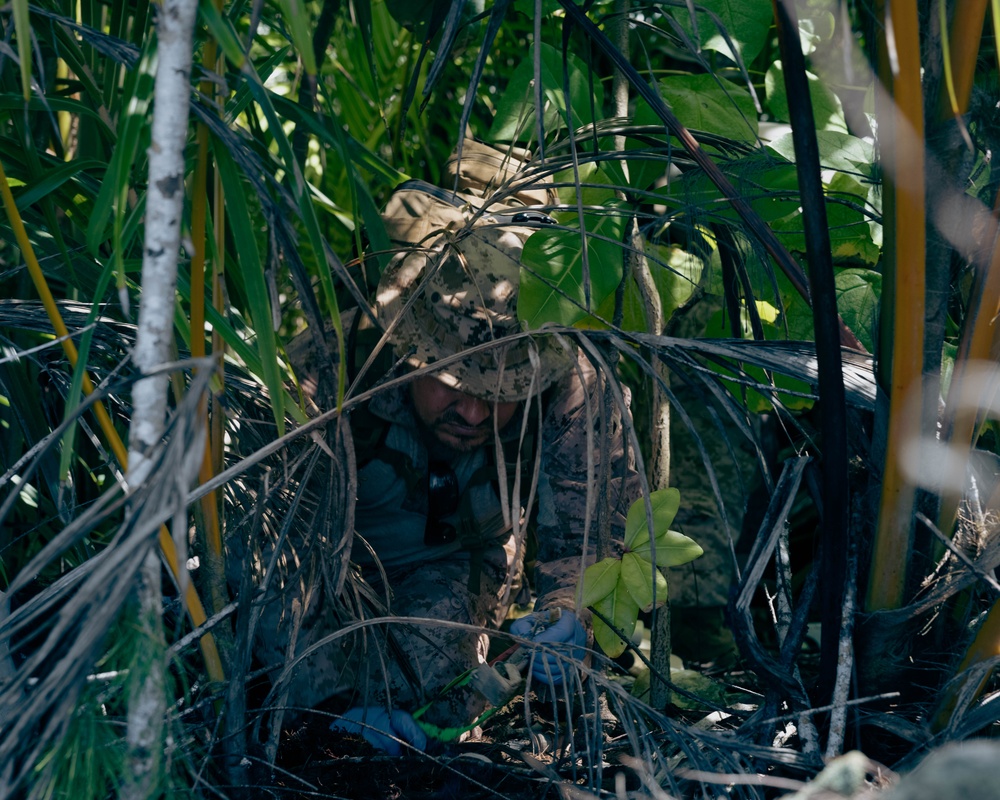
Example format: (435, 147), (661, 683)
(591, 581), (639, 658)
(769, 174), (879, 264)
(671, 0), (774, 65)
(624, 488), (681, 550)
(767, 130), (875, 174)
(621, 552), (668, 612)
(658, 75), (758, 143)
(630, 529), (704, 568)
(488, 42), (605, 143)
(518, 209), (626, 329)
(581, 557), (621, 607)
(835, 268), (882, 354)
(765, 61), (848, 134)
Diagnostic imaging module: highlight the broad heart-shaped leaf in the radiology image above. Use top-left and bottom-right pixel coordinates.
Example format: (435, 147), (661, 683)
(769, 177), (879, 265)
(593, 243), (704, 332)
(487, 42), (604, 143)
(835, 268), (882, 355)
(767, 131), (875, 175)
(581, 557), (622, 608)
(591, 581), (640, 659)
(624, 488), (681, 550)
(765, 61), (847, 134)
(621, 552), (669, 612)
(518, 208), (626, 329)
(671, 0), (774, 66)
(630, 529), (704, 568)
(637, 75), (757, 144)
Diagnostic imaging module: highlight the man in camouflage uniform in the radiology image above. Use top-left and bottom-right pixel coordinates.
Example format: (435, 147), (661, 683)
(255, 145), (640, 755)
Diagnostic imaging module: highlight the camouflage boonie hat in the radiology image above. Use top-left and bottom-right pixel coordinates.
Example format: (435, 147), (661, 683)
(375, 211), (575, 402)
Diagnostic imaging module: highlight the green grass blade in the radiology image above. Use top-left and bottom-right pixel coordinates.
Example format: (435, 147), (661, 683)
(212, 141), (286, 433)
(244, 67), (346, 405)
(86, 45), (156, 254)
(12, 0), (32, 101)
(197, 0), (246, 69)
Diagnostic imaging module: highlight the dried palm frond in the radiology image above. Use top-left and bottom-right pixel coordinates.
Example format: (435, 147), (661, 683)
(0, 364), (213, 794)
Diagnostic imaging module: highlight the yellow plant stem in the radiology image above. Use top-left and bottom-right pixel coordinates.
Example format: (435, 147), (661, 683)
(190, 33), (227, 613)
(212, 168), (227, 481)
(0, 156), (225, 683)
(867, 0), (926, 612)
(936, 0), (987, 120)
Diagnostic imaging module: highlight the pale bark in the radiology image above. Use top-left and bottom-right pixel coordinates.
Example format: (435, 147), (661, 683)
(122, 0), (199, 794)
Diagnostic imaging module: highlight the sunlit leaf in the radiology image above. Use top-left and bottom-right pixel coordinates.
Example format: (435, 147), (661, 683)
(765, 61), (848, 134)
(621, 552), (668, 612)
(767, 130), (875, 174)
(581, 557), (621, 607)
(624, 488), (681, 550)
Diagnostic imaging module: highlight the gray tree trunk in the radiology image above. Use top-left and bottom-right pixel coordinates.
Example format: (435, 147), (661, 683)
(122, 0), (199, 794)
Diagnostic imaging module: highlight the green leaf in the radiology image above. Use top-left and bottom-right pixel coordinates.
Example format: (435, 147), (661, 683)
(277, 0), (317, 75)
(581, 557), (622, 607)
(624, 488), (681, 550)
(13, 0), (31, 101)
(765, 61), (848, 134)
(703, 307), (817, 413)
(245, 71), (346, 407)
(767, 130), (875, 174)
(591, 581), (640, 658)
(641, 74), (758, 143)
(835, 268), (881, 354)
(86, 43), (156, 257)
(198, 0), (246, 68)
(488, 42), (604, 143)
(518, 208), (626, 329)
(769, 175), (879, 264)
(213, 141), (285, 434)
(671, 0), (775, 66)
(11, 160), (106, 209)
(621, 552), (668, 612)
(630, 529), (704, 568)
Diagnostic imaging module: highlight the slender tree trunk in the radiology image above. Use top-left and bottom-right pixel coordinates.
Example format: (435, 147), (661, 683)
(122, 0), (199, 795)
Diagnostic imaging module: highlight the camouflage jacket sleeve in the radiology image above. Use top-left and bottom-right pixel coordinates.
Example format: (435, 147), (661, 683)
(532, 351), (642, 614)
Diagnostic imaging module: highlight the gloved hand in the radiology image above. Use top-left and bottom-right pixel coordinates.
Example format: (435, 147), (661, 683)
(329, 707), (427, 756)
(509, 609), (587, 687)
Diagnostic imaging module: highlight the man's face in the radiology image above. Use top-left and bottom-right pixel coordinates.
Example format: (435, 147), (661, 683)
(410, 375), (519, 453)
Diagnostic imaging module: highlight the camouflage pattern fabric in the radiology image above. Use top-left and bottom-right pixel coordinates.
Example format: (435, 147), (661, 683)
(374, 226), (576, 402)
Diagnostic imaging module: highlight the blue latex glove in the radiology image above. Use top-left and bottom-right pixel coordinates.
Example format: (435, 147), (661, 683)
(509, 609), (587, 687)
(330, 707), (427, 756)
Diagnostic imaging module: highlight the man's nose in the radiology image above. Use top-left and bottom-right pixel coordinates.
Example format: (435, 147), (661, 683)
(453, 394), (491, 427)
